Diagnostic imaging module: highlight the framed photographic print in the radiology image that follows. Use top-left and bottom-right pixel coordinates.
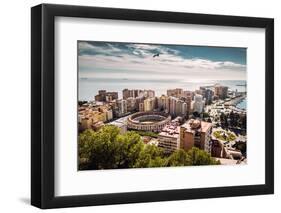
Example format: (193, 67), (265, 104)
(31, 4), (274, 209)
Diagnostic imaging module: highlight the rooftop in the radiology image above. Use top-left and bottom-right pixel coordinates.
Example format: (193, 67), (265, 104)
(158, 129), (179, 139)
(158, 119), (180, 138)
(181, 119), (212, 133)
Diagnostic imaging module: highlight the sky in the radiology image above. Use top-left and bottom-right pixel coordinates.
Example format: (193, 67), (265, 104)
(78, 41), (246, 81)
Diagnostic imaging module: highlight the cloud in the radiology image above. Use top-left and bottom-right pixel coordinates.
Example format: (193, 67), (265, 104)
(78, 41), (246, 81)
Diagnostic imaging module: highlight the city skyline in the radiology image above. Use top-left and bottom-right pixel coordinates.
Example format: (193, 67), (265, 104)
(78, 41), (247, 82)
(78, 84), (247, 169)
(78, 41), (247, 170)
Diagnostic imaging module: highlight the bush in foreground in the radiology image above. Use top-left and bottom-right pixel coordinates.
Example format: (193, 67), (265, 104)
(79, 125), (220, 170)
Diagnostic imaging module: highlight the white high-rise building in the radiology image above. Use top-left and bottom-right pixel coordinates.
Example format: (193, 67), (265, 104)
(157, 95), (170, 112)
(144, 97), (156, 112)
(117, 99), (127, 116)
(169, 97), (178, 117)
(193, 94), (204, 113)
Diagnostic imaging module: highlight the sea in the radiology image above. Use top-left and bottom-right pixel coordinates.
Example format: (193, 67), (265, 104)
(79, 78), (247, 102)
(236, 98), (247, 110)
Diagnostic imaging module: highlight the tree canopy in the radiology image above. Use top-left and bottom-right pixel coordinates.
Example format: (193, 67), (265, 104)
(79, 125), (220, 170)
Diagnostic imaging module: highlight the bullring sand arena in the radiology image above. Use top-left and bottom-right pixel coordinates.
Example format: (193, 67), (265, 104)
(127, 111), (171, 132)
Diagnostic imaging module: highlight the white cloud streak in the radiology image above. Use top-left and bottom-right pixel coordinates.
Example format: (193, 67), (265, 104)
(78, 42), (246, 81)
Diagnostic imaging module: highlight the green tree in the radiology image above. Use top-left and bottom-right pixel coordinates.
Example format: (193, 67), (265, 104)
(78, 129), (97, 169)
(203, 112), (210, 118)
(134, 144), (166, 168)
(79, 125), (144, 170)
(149, 156), (167, 167)
(115, 131), (144, 168)
(78, 101), (87, 106)
(132, 130), (158, 138)
(240, 114), (247, 129)
(187, 147), (220, 165)
(88, 125), (120, 169)
(166, 149), (191, 166)
(79, 126), (220, 170)
(220, 112), (229, 128)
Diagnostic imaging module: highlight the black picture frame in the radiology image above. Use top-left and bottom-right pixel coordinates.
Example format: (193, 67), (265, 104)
(31, 3), (274, 209)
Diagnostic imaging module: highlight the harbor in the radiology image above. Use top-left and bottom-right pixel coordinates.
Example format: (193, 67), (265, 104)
(224, 94), (246, 108)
